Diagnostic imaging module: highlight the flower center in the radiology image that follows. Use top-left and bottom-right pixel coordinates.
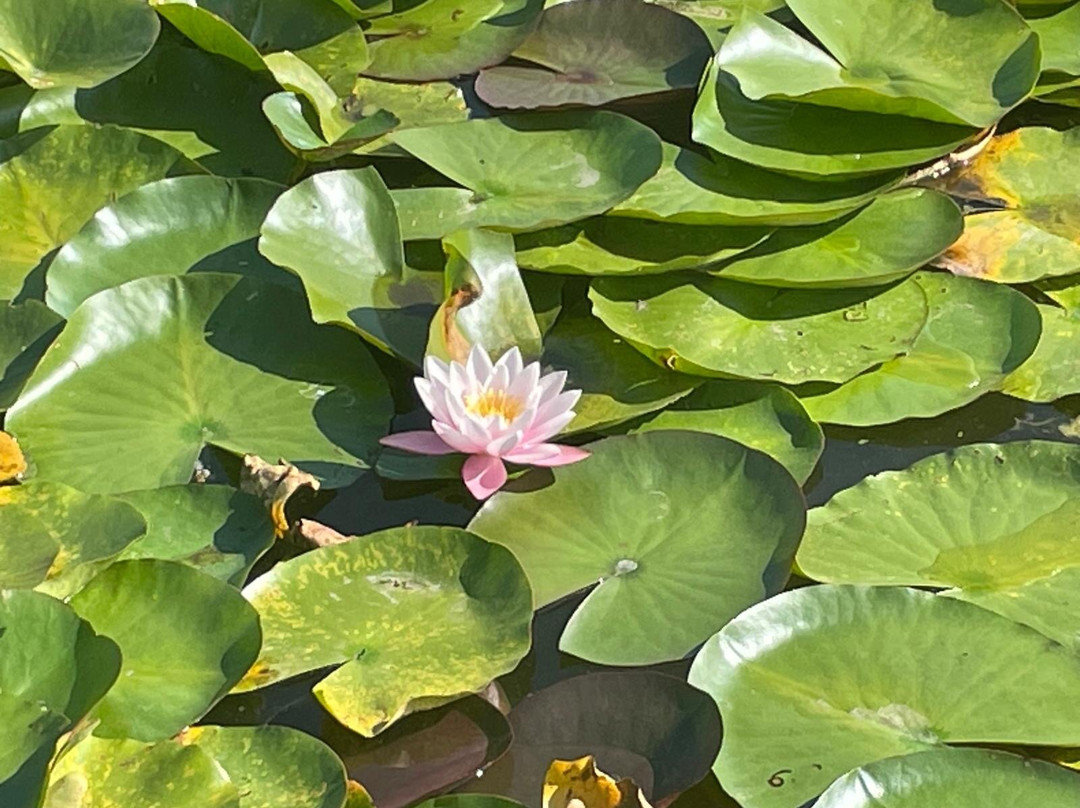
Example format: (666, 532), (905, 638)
(464, 389), (524, 423)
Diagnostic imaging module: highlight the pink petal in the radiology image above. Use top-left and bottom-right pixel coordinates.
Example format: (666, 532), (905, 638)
(380, 431), (458, 455)
(504, 444), (590, 466)
(462, 454), (508, 500)
(432, 420), (485, 454)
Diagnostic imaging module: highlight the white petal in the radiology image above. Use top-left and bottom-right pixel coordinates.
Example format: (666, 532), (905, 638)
(536, 369), (569, 402)
(532, 389), (580, 427)
(487, 430), (522, 456)
(495, 346), (523, 377)
(525, 409), (576, 443)
(449, 360), (470, 399)
(466, 344), (493, 383)
(507, 362), (541, 403)
(423, 354), (451, 386)
(415, 378), (451, 424)
(432, 420), (484, 454)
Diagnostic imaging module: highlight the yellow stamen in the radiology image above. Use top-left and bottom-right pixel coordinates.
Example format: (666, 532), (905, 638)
(464, 389), (524, 422)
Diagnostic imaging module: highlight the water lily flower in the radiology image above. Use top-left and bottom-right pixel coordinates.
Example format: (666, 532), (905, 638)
(380, 345), (589, 500)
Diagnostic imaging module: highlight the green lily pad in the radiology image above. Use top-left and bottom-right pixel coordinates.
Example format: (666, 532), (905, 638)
(720, 6), (1037, 127)
(540, 304), (698, 433)
(72, 36), (298, 181)
(7, 273), (393, 493)
(469, 431), (806, 665)
(0, 481), (147, 597)
(1002, 300), (1080, 402)
(643, 0), (786, 45)
(236, 525), (533, 737)
(515, 216), (770, 276)
(935, 128), (1080, 283)
(475, 0), (711, 109)
(0, 590), (120, 778)
(688, 585), (1080, 808)
(188, 725), (349, 808)
(797, 441), (1080, 650)
(362, 0), (543, 81)
(800, 272), (1041, 425)
(259, 167), (441, 364)
(149, 1), (265, 72)
(390, 111), (663, 238)
(693, 56), (978, 175)
(115, 485), (276, 586)
(460, 671), (720, 808)
(0, 0), (160, 89)
(1031, 4), (1080, 78)
(816, 748), (1080, 807)
(44, 736), (240, 808)
(589, 273), (928, 384)
(0, 124), (180, 299)
(69, 559), (262, 741)
(346, 74), (469, 156)
(46, 176), (284, 317)
(715, 189), (962, 288)
(628, 381), (823, 484)
(0, 300), (63, 410)
(609, 143), (901, 227)
(427, 229), (543, 362)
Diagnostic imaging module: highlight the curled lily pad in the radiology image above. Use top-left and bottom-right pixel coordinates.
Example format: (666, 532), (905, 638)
(797, 441), (1080, 650)
(589, 273), (928, 385)
(609, 143), (901, 227)
(69, 559), (262, 741)
(115, 484), (276, 587)
(0, 124), (180, 298)
(236, 526), (533, 737)
(475, 0), (712, 109)
(0, 481), (147, 597)
(0, 300), (62, 410)
(800, 272), (1041, 425)
(515, 217), (770, 276)
(720, 4), (1037, 127)
(689, 585), (1080, 808)
(390, 111), (663, 238)
(935, 128), (1080, 283)
(816, 748), (1080, 807)
(46, 175), (285, 317)
(362, 0), (543, 81)
(8, 273), (393, 493)
(0, 0), (160, 89)
(714, 189), (962, 288)
(469, 432), (806, 665)
(628, 381), (823, 484)
(692, 55), (978, 175)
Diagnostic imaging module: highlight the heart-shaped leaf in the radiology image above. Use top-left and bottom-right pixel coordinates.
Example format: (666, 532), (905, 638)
(469, 431), (806, 665)
(689, 585), (1080, 808)
(236, 525), (533, 737)
(8, 273), (393, 493)
(69, 559), (262, 741)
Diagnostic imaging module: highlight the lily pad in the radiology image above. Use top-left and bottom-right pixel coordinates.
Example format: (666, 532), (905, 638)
(628, 381), (823, 484)
(0, 589), (121, 776)
(469, 431), (806, 665)
(461, 671), (721, 808)
(589, 274), (928, 385)
(236, 525), (533, 737)
(720, 6), (1037, 127)
(935, 128), (1080, 283)
(540, 305), (698, 433)
(186, 725), (349, 808)
(426, 229), (543, 362)
(816, 748), (1080, 807)
(693, 55), (978, 175)
(259, 167), (441, 364)
(0, 124), (180, 298)
(115, 484), (276, 586)
(69, 559), (262, 741)
(515, 216), (770, 276)
(362, 0), (543, 81)
(0, 300), (63, 410)
(390, 111), (663, 237)
(7, 273), (394, 493)
(800, 272), (1041, 425)
(609, 143), (901, 227)
(44, 736), (240, 808)
(1030, 4), (1080, 79)
(0, 0), (160, 89)
(797, 441), (1080, 650)
(688, 585), (1080, 808)
(714, 189), (962, 288)
(475, 0), (711, 109)
(46, 175), (285, 317)
(0, 481), (147, 597)
(1002, 301), (1080, 402)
